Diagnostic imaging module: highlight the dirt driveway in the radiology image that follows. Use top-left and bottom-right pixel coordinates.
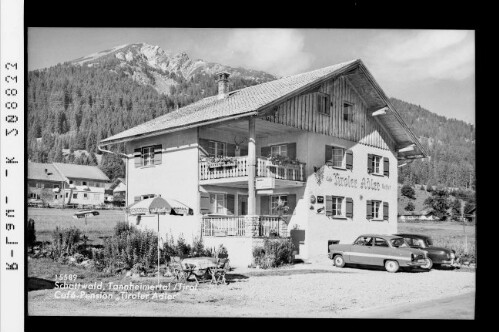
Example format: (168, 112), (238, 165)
(29, 262), (475, 318)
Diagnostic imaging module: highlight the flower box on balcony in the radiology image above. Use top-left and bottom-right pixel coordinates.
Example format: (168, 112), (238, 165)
(208, 161), (237, 168)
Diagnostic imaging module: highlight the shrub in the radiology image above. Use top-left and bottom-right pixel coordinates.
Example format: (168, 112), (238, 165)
(113, 221), (137, 237)
(253, 238), (295, 268)
(175, 235), (192, 257)
(102, 227), (158, 271)
(190, 236), (212, 257)
(50, 226), (87, 258)
(405, 202), (415, 211)
(27, 218), (36, 247)
(216, 244), (228, 258)
(401, 184), (416, 199)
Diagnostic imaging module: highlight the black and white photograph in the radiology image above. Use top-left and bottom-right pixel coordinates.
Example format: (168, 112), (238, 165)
(20, 25), (476, 320)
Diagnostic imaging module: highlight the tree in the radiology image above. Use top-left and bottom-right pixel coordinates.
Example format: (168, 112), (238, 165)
(424, 188), (450, 221)
(401, 184), (416, 199)
(99, 153), (125, 180)
(450, 199), (462, 221)
(405, 201), (415, 211)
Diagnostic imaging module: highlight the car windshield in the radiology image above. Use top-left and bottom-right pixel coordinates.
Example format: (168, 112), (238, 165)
(412, 238), (427, 248)
(426, 238), (433, 246)
(390, 238), (409, 248)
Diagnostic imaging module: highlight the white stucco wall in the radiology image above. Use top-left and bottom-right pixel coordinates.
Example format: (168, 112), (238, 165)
(133, 214), (201, 244)
(126, 128), (199, 211)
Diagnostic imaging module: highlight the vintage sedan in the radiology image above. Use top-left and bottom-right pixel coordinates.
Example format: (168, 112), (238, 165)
(395, 233), (457, 269)
(328, 234), (428, 273)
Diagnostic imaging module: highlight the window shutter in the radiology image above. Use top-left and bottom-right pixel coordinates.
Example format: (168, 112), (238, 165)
(226, 143), (236, 157)
(153, 144), (162, 165)
(226, 194), (235, 215)
(383, 157), (389, 177)
(287, 194), (297, 215)
(260, 196), (270, 215)
(325, 145), (332, 163)
(287, 143), (297, 160)
(367, 154), (373, 173)
(134, 148), (142, 168)
(200, 192), (211, 214)
(383, 202), (389, 221)
(346, 197), (353, 218)
(199, 138), (211, 157)
(134, 196), (141, 203)
(346, 150), (353, 170)
(325, 195), (333, 216)
(366, 200), (372, 219)
(261, 146), (271, 158)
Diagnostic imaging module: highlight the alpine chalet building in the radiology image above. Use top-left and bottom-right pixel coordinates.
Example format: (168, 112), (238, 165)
(99, 59), (426, 266)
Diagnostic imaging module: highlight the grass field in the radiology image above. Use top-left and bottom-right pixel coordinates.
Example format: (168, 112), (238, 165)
(398, 221), (476, 259)
(28, 207), (125, 246)
(29, 207), (476, 258)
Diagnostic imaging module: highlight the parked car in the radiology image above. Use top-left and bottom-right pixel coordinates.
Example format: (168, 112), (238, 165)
(394, 233), (457, 269)
(328, 234), (428, 273)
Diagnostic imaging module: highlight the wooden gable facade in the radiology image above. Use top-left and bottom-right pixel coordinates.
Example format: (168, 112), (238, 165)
(262, 74), (397, 152)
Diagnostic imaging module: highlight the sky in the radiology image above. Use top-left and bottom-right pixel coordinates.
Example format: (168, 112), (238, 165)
(28, 28), (475, 124)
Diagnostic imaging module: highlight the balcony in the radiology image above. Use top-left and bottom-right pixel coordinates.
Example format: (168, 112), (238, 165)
(201, 215), (288, 238)
(199, 156), (306, 187)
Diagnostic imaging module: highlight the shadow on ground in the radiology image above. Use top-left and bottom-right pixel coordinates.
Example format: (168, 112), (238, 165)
(28, 277), (56, 291)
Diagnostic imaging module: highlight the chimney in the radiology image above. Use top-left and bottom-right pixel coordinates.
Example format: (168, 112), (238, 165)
(216, 71), (230, 100)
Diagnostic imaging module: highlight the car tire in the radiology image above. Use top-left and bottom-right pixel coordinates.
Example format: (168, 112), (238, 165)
(385, 260), (399, 273)
(421, 258), (433, 270)
(334, 255), (345, 268)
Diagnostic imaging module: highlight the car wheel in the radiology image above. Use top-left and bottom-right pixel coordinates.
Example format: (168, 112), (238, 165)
(385, 260), (399, 273)
(334, 255), (345, 268)
(421, 258), (433, 270)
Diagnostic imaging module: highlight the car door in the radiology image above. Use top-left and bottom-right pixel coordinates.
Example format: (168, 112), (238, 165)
(349, 236), (374, 265)
(372, 237), (392, 266)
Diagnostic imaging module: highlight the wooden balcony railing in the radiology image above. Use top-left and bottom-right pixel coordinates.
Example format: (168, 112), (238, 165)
(200, 156), (305, 182)
(201, 215), (288, 238)
(202, 215), (246, 237)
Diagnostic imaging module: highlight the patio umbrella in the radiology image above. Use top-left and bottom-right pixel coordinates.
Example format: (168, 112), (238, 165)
(127, 196), (192, 283)
(73, 210), (99, 225)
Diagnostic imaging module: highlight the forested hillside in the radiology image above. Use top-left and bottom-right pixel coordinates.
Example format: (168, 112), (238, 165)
(27, 51), (475, 189)
(391, 98), (475, 189)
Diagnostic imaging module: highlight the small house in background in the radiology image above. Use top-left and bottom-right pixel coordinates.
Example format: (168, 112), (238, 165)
(399, 208), (439, 222)
(464, 206), (476, 223)
(27, 162), (110, 208)
(105, 178), (126, 207)
(27, 162), (67, 207)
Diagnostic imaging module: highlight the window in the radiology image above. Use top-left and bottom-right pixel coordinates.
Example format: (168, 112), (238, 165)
(343, 102), (354, 122)
(371, 155), (382, 174)
(142, 146), (155, 166)
(53, 184), (60, 189)
(82, 181), (87, 186)
(372, 200), (381, 219)
(29, 193), (36, 199)
(354, 236), (373, 246)
(69, 180), (73, 185)
(326, 146), (345, 168)
(54, 195), (58, 199)
(271, 144), (288, 157)
(210, 193), (226, 214)
(317, 92), (330, 115)
(271, 195), (288, 214)
(65, 192), (69, 198)
(374, 237), (389, 247)
(73, 193), (77, 199)
(207, 140), (226, 157)
(83, 193), (88, 199)
(331, 196), (344, 217)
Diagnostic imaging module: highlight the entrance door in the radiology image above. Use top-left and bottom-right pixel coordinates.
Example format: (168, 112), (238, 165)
(238, 195), (248, 216)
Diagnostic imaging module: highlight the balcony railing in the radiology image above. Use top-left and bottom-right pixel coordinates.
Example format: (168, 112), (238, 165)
(201, 215), (288, 238)
(200, 156), (305, 182)
(202, 215), (246, 237)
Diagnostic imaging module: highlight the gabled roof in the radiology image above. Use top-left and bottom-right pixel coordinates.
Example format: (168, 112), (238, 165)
(100, 59), (426, 159)
(28, 162), (66, 182)
(52, 163), (110, 181)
